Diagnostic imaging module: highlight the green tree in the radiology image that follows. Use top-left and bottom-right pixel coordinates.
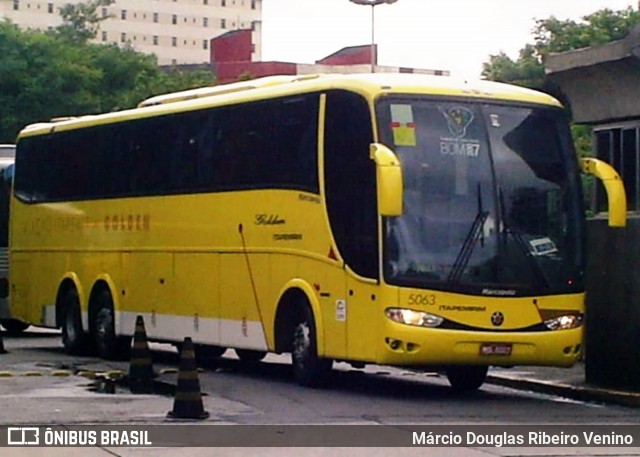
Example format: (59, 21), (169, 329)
(0, 18), (214, 143)
(482, 7), (640, 86)
(482, 44), (546, 90)
(0, 21), (102, 141)
(482, 7), (640, 159)
(533, 7), (640, 57)
(54, 0), (114, 43)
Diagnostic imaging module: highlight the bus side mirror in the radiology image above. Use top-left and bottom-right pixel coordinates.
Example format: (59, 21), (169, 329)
(370, 143), (403, 217)
(580, 157), (627, 227)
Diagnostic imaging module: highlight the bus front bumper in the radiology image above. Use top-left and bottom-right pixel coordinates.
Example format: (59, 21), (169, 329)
(376, 322), (582, 368)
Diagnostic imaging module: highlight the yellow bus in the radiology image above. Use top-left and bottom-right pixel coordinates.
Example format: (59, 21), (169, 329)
(9, 74), (626, 390)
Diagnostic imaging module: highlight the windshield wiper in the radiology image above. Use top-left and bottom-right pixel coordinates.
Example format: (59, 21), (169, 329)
(498, 187), (549, 288)
(448, 183), (488, 283)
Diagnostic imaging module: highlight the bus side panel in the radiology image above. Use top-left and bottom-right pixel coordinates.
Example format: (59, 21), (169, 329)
(346, 277), (382, 362)
(219, 253), (268, 351)
(31, 252), (70, 327)
(122, 252), (175, 340)
(9, 251), (65, 328)
(173, 253), (221, 345)
(8, 254), (32, 324)
(319, 265), (347, 359)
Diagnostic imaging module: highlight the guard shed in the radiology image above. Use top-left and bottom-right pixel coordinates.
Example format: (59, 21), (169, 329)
(546, 24), (640, 390)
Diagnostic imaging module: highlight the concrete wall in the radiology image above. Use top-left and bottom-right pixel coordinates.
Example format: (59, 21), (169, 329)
(546, 24), (640, 125)
(549, 59), (640, 125)
(585, 215), (640, 389)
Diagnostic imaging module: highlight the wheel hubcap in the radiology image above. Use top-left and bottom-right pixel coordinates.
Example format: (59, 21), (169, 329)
(65, 312), (76, 341)
(96, 309), (113, 349)
(293, 322), (310, 367)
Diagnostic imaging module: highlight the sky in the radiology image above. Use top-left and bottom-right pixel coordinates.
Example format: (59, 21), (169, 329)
(261, 0), (637, 79)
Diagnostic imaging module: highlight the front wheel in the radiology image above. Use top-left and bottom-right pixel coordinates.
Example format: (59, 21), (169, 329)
(291, 306), (332, 387)
(445, 366), (488, 392)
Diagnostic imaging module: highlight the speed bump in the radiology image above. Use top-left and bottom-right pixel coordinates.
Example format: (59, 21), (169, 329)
(50, 370), (72, 377)
(77, 370), (97, 379)
(22, 371), (43, 377)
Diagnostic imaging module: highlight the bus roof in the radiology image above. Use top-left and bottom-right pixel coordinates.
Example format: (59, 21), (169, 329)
(18, 73), (562, 137)
(0, 145), (16, 159)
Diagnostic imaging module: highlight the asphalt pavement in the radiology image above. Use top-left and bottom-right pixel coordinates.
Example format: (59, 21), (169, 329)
(1, 330), (640, 456)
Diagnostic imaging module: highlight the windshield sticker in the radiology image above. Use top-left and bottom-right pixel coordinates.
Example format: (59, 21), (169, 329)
(529, 237), (558, 256)
(490, 113), (501, 127)
(440, 106), (473, 138)
(390, 104), (417, 147)
(438, 106), (480, 158)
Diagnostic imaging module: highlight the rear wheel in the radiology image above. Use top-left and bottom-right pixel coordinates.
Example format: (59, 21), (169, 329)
(60, 288), (88, 355)
(0, 319), (29, 335)
(291, 305), (332, 387)
(235, 348), (266, 363)
(92, 290), (130, 360)
(445, 366), (488, 392)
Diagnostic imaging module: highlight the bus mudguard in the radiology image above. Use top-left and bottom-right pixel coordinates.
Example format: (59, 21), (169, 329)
(275, 279), (325, 356)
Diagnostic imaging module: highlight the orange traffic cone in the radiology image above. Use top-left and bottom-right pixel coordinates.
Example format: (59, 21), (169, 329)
(128, 316), (154, 389)
(167, 337), (209, 420)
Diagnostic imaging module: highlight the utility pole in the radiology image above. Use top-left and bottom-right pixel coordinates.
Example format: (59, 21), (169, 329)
(348, 0), (399, 73)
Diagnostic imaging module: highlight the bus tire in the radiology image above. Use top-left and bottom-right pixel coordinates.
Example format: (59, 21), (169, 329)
(60, 289), (87, 355)
(0, 319), (29, 335)
(235, 349), (266, 363)
(445, 365), (488, 392)
(92, 290), (130, 360)
(291, 305), (332, 387)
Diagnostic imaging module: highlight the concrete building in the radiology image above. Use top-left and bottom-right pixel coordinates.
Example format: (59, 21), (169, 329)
(546, 24), (640, 391)
(546, 24), (640, 212)
(0, 0), (262, 65)
(210, 28), (449, 84)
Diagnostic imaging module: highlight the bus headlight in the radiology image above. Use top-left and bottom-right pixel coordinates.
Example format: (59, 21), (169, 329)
(385, 308), (444, 328)
(543, 313), (583, 331)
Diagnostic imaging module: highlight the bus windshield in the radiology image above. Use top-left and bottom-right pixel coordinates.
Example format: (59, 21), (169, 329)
(379, 98), (584, 296)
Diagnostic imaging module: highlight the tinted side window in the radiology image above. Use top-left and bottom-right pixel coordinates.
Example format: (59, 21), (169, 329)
(14, 93), (321, 202)
(0, 165), (13, 247)
(213, 94), (320, 192)
(324, 90), (378, 279)
(15, 136), (55, 202)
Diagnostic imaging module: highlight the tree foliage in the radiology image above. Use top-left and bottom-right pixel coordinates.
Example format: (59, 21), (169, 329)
(482, 7), (640, 158)
(533, 7), (640, 57)
(54, 0), (114, 43)
(0, 18), (214, 143)
(481, 44), (546, 90)
(482, 7), (640, 86)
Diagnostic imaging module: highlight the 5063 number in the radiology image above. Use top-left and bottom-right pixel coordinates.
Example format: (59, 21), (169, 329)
(407, 294), (437, 306)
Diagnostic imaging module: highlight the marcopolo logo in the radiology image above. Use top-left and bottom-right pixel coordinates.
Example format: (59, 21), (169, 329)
(491, 311), (505, 327)
(8, 427), (40, 445)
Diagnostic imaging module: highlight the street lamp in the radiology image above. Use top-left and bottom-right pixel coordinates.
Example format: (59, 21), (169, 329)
(349, 0), (398, 73)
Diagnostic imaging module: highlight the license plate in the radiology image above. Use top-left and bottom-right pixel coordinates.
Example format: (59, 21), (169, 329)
(480, 343), (512, 356)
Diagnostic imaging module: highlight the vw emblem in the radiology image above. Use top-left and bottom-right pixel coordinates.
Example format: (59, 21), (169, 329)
(491, 311), (505, 327)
